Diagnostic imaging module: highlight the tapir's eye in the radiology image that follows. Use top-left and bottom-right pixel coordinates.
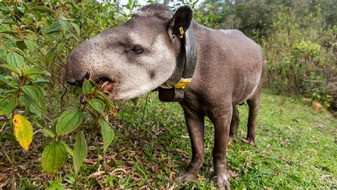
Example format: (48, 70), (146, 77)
(123, 45), (144, 54)
(132, 47), (144, 54)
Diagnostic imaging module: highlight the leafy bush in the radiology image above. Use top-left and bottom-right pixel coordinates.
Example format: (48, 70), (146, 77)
(0, 0), (132, 188)
(261, 6), (337, 110)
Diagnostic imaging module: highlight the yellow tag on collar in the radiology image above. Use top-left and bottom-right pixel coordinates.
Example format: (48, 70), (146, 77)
(179, 27), (184, 39)
(175, 78), (191, 89)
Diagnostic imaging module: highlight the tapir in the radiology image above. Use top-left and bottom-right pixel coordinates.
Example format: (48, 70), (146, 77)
(65, 3), (264, 189)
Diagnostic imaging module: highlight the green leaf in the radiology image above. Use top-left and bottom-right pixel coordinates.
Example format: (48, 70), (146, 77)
(59, 20), (69, 33)
(22, 85), (46, 112)
(71, 23), (81, 36)
(31, 6), (54, 14)
(45, 48), (56, 66)
(12, 47), (24, 56)
(23, 68), (50, 77)
(1, 19), (16, 25)
(22, 25), (35, 32)
(64, 2), (79, 10)
(41, 127), (55, 138)
(0, 98), (17, 116)
(21, 85), (46, 111)
(0, 64), (21, 75)
(20, 94), (46, 115)
(21, 85), (42, 102)
(41, 140), (67, 174)
(34, 78), (49, 84)
(88, 98), (106, 115)
(82, 79), (92, 96)
(7, 51), (24, 68)
(65, 33), (78, 40)
(61, 141), (74, 157)
(56, 109), (84, 136)
(73, 131), (88, 175)
(0, 74), (18, 88)
(98, 119), (115, 152)
(43, 22), (61, 34)
(24, 39), (36, 50)
(0, 30), (17, 34)
(28, 0), (39, 7)
(96, 90), (114, 110)
(16, 41), (27, 50)
(3, 34), (16, 48)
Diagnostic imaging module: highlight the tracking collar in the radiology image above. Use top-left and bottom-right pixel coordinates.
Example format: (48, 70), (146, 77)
(159, 24), (197, 102)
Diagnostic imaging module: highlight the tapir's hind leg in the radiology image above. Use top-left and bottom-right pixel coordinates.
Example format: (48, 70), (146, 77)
(243, 98), (259, 145)
(244, 78), (263, 145)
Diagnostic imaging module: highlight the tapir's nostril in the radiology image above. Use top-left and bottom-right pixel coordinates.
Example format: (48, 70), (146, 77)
(84, 70), (90, 80)
(67, 70), (90, 87)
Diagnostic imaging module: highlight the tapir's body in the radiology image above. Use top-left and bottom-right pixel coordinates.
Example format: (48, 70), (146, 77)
(65, 4), (264, 189)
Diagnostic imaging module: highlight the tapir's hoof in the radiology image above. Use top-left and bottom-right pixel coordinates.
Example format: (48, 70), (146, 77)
(176, 171), (197, 182)
(242, 137), (256, 146)
(212, 173), (230, 190)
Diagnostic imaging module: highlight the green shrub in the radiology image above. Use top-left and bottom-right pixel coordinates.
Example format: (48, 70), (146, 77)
(261, 6), (337, 110)
(0, 1), (133, 188)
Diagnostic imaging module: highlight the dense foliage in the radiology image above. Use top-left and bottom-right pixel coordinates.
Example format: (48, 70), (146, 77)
(0, 0), (131, 189)
(0, 0), (336, 189)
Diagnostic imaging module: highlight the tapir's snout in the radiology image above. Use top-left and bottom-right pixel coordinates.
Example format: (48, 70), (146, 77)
(66, 70), (90, 87)
(65, 45), (91, 87)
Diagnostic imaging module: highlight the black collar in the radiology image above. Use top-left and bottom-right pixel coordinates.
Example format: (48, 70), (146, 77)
(158, 24), (197, 102)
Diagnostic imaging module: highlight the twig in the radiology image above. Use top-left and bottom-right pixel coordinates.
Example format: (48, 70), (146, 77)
(10, 121), (15, 190)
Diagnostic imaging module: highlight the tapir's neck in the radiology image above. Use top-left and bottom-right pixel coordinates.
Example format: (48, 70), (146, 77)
(158, 22), (198, 102)
(160, 21), (198, 89)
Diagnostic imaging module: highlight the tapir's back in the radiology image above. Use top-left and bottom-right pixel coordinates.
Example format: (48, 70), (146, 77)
(191, 23), (264, 105)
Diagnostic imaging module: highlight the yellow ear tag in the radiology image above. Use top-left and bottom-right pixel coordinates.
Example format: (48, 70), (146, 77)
(179, 27), (184, 39)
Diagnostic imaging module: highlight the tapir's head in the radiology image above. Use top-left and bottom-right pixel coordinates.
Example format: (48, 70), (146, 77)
(65, 4), (193, 100)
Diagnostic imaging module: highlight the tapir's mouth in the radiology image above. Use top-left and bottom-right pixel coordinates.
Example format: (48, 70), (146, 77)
(96, 77), (116, 95)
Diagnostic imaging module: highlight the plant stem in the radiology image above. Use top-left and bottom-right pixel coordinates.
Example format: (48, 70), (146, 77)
(10, 119), (16, 190)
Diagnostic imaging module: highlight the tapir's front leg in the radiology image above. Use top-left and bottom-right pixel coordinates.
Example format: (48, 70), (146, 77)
(209, 106), (232, 190)
(177, 105), (205, 181)
(229, 106), (239, 140)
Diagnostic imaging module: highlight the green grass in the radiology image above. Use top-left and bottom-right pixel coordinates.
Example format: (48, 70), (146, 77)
(27, 90), (337, 189)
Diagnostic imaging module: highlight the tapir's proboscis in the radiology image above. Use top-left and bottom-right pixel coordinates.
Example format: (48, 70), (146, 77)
(65, 3), (264, 189)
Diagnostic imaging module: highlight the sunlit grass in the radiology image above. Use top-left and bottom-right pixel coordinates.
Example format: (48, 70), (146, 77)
(44, 90), (337, 189)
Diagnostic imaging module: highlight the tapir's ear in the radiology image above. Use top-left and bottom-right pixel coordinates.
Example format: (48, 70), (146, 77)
(167, 5), (193, 41)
